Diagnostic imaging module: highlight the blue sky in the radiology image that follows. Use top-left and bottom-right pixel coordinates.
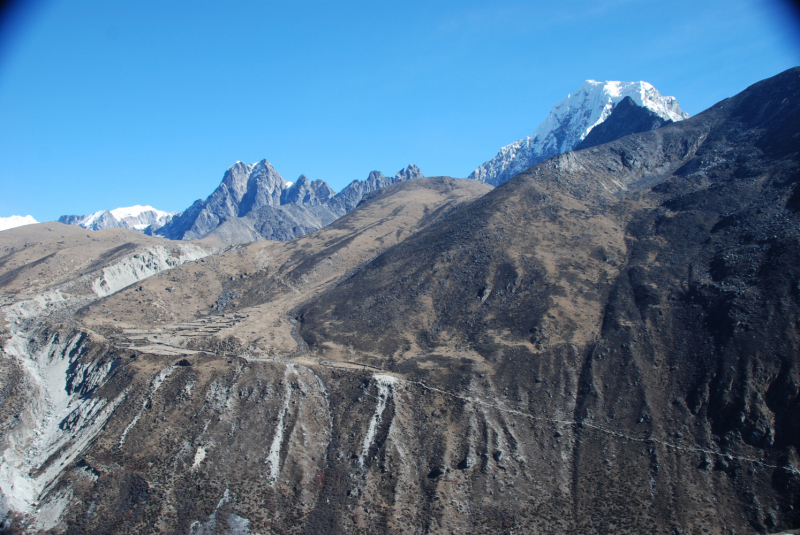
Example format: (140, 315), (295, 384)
(1, 0), (798, 221)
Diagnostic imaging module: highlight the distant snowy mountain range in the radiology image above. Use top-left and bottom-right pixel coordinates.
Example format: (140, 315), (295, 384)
(469, 80), (689, 186)
(56, 164), (424, 244)
(58, 205), (174, 232)
(0, 215), (38, 232)
(52, 78), (687, 244)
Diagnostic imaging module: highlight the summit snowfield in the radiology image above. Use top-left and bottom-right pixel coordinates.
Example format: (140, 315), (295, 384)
(0, 215), (38, 232)
(109, 205), (172, 229)
(470, 80), (689, 186)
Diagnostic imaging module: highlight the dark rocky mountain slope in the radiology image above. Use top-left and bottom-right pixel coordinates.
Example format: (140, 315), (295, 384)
(296, 67), (800, 533)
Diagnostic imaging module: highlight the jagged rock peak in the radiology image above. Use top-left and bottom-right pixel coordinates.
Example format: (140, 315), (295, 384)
(219, 161), (255, 203)
(395, 164), (423, 181)
(363, 164), (422, 184)
(326, 164), (424, 216)
(154, 158), (286, 240)
(470, 79), (688, 186)
(281, 174), (336, 207)
(155, 160), (425, 242)
(238, 159), (287, 214)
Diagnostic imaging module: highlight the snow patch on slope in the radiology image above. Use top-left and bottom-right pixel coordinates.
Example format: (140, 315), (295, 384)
(80, 211), (106, 228)
(191, 446), (206, 471)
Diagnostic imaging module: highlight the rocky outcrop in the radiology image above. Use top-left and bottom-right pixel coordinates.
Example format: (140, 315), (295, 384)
(327, 164), (424, 215)
(237, 160), (287, 215)
(205, 203), (340, 244)
(157, 160), (288, 241)
(281, 175), (336, 207)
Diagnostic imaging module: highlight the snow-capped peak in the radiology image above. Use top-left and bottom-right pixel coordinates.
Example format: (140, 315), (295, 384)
(470, 79), (689, 186)
(58, 205), (175, 233)
(80, 210), (107, 227)
(584, 80), (687, 122)
(110, 205), (169, 220)
(0, 215), (38, 232)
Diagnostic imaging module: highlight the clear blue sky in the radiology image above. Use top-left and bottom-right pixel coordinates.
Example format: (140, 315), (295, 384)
(1, 0), (798, 221)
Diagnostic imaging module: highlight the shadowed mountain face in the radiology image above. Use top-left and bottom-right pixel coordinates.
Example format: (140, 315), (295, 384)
(2, 69), (800, 535)
(576, 96), (672, 150)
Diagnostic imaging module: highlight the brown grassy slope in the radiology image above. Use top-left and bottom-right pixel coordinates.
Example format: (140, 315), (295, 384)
(0, 223), (212, 301)
(296, 105), (715, 365)
(0, 222), (86, 258)
(78, 176), (491, 354)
